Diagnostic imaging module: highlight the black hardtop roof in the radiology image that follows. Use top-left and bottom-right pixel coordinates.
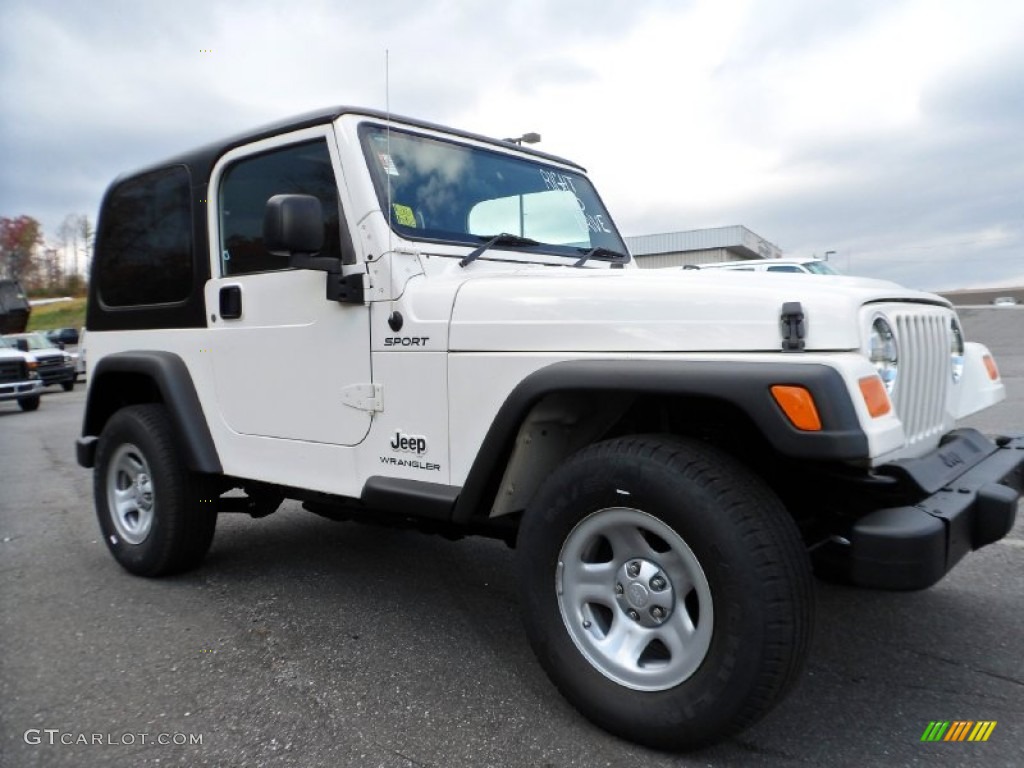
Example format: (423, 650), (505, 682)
(115, 106), (585, 188)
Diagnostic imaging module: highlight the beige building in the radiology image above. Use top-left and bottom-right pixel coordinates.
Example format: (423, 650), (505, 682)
(625, 225), (783, 268)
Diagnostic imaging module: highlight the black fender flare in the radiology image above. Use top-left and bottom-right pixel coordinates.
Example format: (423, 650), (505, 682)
(452, 359), (868, 522)
(77, 351), (222, 474)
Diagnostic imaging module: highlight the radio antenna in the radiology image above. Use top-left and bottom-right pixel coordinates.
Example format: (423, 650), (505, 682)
(385, 49), (393, 254)
(385, 49), (396, 317)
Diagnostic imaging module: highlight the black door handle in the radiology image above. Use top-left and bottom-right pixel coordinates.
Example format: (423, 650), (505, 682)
(219, 286), (242, 319)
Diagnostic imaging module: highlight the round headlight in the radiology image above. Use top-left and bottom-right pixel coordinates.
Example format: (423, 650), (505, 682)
(950, 317), (964, 383)
(869, 316), (898, 393)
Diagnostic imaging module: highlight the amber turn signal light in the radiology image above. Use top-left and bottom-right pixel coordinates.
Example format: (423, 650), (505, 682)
(983, 354), (999, 381)
(858, 376), (892, 418)
(770, 385), (822, 431)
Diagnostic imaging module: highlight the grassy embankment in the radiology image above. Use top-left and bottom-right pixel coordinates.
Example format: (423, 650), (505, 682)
(25, 298), (88, 334)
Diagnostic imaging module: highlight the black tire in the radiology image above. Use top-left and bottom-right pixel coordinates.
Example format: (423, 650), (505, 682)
(516, 435), (813, 750)
(17, 396), (40, 412)
(94, 404), (217, 577)
(61, 379), (74, 392)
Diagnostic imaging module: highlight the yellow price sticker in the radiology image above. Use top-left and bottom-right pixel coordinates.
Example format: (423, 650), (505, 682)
(393, 204), (417, 228)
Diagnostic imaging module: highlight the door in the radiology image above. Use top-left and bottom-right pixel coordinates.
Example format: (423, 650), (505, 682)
(205, 128), (372, 446)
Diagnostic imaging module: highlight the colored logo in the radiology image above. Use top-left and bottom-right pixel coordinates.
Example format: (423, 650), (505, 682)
(921, 721), (997, 742)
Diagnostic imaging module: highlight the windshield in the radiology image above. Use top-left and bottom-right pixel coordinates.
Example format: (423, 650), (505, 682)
(7, 333), (53, 350)
(360, 124), (628, 261)
(804, 260), (840, 275)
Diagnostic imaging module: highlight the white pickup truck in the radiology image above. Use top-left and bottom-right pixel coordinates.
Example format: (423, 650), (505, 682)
(0, 337), (44, 411)
(76, 106), (1022, 750)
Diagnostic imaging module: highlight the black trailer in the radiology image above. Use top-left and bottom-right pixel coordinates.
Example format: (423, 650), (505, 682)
(0, 280), (31, 334)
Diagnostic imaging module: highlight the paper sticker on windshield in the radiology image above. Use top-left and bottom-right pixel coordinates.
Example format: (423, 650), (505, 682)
(377, 152), (399, 176)
(393, 204), (417, 228)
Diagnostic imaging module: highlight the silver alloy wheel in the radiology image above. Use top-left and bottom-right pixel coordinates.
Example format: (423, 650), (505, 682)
(556, 507), (713, 691)
(106, 443), (156, 545)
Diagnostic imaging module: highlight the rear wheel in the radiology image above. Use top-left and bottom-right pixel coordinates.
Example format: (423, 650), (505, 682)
(517, 436), (813, 750)
(94, 404), (216, 576)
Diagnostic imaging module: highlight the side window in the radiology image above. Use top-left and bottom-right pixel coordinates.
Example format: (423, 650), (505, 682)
(96, 166), (193, 307)
(219, 139), (342, 276)
(767, 265), (803, 273)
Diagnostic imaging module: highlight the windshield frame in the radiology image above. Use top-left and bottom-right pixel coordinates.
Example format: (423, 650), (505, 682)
(358, 122), (629, 264)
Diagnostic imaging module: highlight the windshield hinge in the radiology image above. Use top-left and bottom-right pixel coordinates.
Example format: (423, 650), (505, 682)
(780, 302), (806, 352)
(341, 383), (383, 412)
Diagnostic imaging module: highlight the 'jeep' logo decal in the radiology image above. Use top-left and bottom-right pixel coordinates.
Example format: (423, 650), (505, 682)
(390, 430), (427, 454)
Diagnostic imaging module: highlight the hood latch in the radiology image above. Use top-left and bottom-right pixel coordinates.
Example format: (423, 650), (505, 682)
(780, 302), (806, 352)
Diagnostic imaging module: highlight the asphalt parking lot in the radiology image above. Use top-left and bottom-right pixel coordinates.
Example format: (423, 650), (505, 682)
(1, 308), (1022, 767)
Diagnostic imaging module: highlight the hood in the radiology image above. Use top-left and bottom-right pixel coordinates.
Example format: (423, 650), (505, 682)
(0, 348), (35, 362)
(447, 268), (948, 353)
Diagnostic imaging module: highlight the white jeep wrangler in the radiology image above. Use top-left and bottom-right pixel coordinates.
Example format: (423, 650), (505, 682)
(77, 107), (1022, 750)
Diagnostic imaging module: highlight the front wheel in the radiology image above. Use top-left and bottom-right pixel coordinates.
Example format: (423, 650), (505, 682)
(517, 436), (813, 750)
(17, 396), (40, 412)
(61, 379), (74, 392)
(94, 404), (217, 576)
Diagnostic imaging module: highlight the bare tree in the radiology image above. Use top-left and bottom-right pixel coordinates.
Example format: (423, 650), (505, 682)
(58, 215), (79, 279)
(41, 247), (64, 291)
(56, 213), (94, 293)
(77, 214), (95, 277)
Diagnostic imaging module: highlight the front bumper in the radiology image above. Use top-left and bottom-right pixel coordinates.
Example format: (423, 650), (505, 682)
(849, 430), (1022, 590)
(37, 364), (76, 385)
(0, 379), (45, 402)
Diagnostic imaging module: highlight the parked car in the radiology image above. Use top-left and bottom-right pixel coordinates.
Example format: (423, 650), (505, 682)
(993, 296), (1018, 307)
(0, 336), (44, 411)
(683, 257), (841, 274)
(3, 332), (76, 391)
(45, 327), (81, 346)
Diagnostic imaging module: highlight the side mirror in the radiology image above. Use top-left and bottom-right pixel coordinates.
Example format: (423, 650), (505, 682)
(262, 193), (364, 306)
(15, 339), (28, 352)
(264, 194), (325, 258)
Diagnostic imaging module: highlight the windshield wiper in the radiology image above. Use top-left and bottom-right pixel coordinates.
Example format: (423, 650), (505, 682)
(574, 246), (629, 268)
(459, 233), (540, 268)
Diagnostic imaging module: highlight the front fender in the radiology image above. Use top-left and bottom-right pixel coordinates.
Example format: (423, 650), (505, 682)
(953, 342), (1006, 420)
(452, 359), (869, 522)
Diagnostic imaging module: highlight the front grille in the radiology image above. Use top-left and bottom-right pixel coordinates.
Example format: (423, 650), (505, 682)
(890, 310), (950, 447)
(0, 359), (28, 384)
(35, 356), (62, 370)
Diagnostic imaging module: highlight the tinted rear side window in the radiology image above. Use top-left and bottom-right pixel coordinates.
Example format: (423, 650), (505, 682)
(96, 166), (193, 307)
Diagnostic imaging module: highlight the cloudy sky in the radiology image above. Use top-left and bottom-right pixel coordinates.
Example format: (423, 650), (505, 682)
(2, 0), (1022, 290)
